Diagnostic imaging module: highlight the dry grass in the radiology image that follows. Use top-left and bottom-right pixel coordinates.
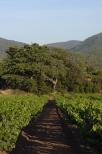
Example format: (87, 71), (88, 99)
(0, 89), (32, 96)
(0, 151), (8, 154)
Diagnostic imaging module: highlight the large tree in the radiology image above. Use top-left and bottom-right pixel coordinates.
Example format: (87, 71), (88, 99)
(1, 44), (87, 93)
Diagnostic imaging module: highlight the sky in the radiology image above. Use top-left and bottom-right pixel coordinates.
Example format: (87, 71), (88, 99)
(0, 0), (102, 44)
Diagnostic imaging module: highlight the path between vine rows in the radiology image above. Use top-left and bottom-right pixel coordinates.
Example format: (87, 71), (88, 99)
(11, 101), (97, 154)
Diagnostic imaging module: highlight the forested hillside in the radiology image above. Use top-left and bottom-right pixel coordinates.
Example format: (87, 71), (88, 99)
(81, 49), (102, 71)
(48, 33), (102, 70)
(72, 32), (102, 52)
(48, 33), (102, 52)
(48, 40), (82, 50)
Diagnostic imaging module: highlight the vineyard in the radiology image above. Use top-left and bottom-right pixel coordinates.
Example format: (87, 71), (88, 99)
(56, 93), (102, 151)
(0, 95), (47, 151)
(0, 93), (102, 153)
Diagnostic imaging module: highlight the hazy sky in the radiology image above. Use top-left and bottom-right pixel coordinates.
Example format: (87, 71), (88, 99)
(0, 0), (102, 44)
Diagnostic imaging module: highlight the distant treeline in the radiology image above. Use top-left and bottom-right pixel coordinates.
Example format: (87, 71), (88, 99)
(0, 44), (102, 94)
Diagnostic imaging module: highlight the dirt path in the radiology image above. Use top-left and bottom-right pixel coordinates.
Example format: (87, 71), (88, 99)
(11, 101), (97, 154)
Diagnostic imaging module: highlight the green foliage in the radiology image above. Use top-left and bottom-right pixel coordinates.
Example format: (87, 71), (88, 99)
(0, 38), (24, 58)
(2, 74), (37, 92)
(0, 95), (47, 151)
(1, 44), (88, 93)
(0, 43), (101, 93)
(56, 94), (102, 149)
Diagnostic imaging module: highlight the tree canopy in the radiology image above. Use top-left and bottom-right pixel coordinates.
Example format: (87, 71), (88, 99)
(0, 44), (101, 94)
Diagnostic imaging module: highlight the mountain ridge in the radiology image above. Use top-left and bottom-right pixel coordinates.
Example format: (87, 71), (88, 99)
(72, 32), (102, 52)
(47, 32), (102, 52)
(48, 40), (82, 50)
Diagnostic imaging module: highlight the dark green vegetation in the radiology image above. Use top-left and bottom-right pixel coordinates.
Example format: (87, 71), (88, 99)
(0, 38), (25, 58)
(0, 95), (47, 151)
(0, 43), (101, 94)
(56, 94), (102, 152)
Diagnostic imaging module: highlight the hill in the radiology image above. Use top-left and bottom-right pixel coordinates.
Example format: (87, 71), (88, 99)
(72, 32), (102, 52)
(48, 33), (102, 52)
(47, 33), (102, 70)
(73, 33), (102, 70)
(48, 40), (81, 50)
(0, 38), (25, 57)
